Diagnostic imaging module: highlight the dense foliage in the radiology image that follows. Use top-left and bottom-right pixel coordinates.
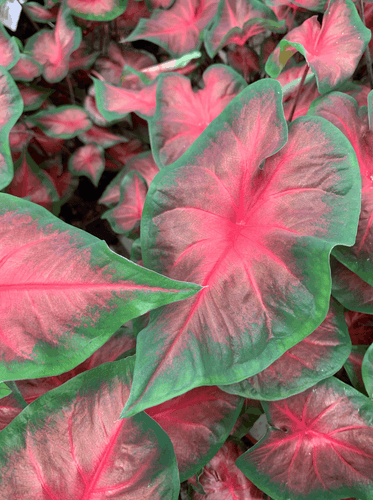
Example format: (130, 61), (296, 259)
(1, 0), (373, 498)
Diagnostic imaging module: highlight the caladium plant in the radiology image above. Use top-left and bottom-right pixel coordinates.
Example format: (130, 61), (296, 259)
(1, 0), (373, 498)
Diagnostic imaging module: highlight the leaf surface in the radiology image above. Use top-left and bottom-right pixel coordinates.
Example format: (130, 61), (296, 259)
(0, 356), (180, 499)
(24, 3), (82, 83)
(235, 377), (373, 500)
(204, 0), (285, 58)
(0, 194), (203, 381)
(149, 65), (247, 168)
(146, 385), (243, 482)
(122, 0), (219, 57)
(310, 92), (373, 287)
(265, 0), (371, 94)
(218, 297), (352, 400)
(121, 79), (361, 418)
(68, 143), (105, 186)
(66, 0), (127, 20)
(28, 105), (92, 139)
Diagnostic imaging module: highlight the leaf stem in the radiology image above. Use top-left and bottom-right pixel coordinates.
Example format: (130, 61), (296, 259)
(287, 63), (309, 123)
(65, 75), (76, 105)
(358, 0), (373, 89)
(4, 381), (28, 409)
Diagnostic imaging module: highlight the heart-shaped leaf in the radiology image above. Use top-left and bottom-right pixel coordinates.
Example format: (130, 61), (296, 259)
(120, 79), (361, 418)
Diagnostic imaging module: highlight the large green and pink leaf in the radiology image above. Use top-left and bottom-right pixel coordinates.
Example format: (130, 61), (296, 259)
(149, 65), (247, 168)
(309, 92), (373, 287)
(122, 0), (219, 57)
(24, 3), (82, 83)
(218, 297), (351, 401)
(204, 0), (285, 58)
(146, 385), (243, 482)
(0, 325), (136, 430)
(0, 356), (180, 499)
(0, 66), (23, 191)
(235, 377), (373, 500)
(65, 0), (127, 21)
(120, 79), (361, 419)
(265, 0), (371, 94)
(0, 194), (203, 381)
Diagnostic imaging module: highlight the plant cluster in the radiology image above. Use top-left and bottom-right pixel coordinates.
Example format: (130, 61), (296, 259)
(1, 0), (373, 498)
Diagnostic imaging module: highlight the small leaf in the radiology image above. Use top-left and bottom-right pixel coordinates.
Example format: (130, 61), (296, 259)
(28, 105), (92, 139)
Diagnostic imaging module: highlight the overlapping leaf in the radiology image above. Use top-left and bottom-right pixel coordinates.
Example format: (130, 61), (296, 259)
(0, 194), (203, 381)
(0, 66), (23, 191)
(149, 65), (247, 168)
(120, 79), (361, 419)
(94, 76), (159, 120)
(65, 0), (127, 21)
(310, 92), (373, 287)
(235, 377), (373, 500)
(265, 0), (371, 94)
(122, 0), (219, 57)
(146, 385), (243, 482)
(218, 297), (351, 401)
(0, 356), (180, 499)
(27, 105), (92, 139)
(204, 0), (285, 58)
(24, 3), (82, 83)
(0, 23), (20, 70)
(5, 150), (60, 212)
(331, 256), (373, 313)
(188, 441), (267, 499)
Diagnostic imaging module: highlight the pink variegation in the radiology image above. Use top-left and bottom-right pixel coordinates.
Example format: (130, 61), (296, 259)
(66, 0), (127, 21)
(121, 79), (361, 419)
(204, 0), (285, 58)
(24, 3), (82, 83)
(265, 0), (371, 94)
(123, 0), (219, 57)
(189, 441), (267, 499)
(236, 377), (373, 500)
(68, 144), (105, 186)
(149, 65), (247, 168)
(0, 357), (181, 499)
(27, 105), (92, 139)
